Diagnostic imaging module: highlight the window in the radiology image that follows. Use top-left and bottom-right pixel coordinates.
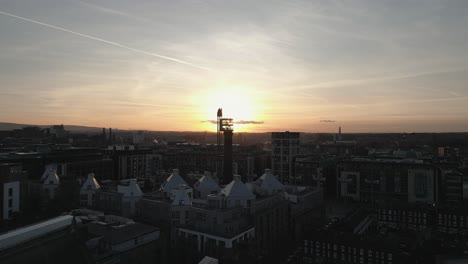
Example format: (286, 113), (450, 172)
(8, 188), (13, 196)
(414, 173), (427, 198)
(394, 176), (401, 193)
(8, 199), (13, 207)
(347, 174), (357, 194)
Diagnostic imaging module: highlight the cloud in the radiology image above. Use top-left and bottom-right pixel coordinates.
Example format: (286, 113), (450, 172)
(320, 120), (336, 123)
(284, 67), (468, 92)
(235, 120), (265, 124)
(0, 10), (210, 71)
(76, 0), (151, 23)
(201, 120), (264, 125)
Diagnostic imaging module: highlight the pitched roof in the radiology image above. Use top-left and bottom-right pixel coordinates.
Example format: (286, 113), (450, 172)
(161, 169), (187, 192)
(199, 256), (218, 264)
(194, 172), (220, 193)
(117, 179), (143, 197)
(81, 173), (100, 190)
(171, 184), (192, 206)
(41, 164), (57, 180)
(220, 175), (254, 199)
(43, 168), (60, 185)
(255, 169), (284, 193)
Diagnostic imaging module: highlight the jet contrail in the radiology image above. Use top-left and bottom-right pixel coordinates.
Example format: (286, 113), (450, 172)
(0, 10), (210, 71)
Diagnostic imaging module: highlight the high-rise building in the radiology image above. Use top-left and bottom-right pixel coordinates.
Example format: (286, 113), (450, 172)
(271, 132), (300, 184)
(105, 145), (151, 180)
(438, 169), (465, 205)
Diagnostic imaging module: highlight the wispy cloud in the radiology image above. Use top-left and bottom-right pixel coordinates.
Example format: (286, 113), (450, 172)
(202, 120), (264, 125)
(0, 10), (210, 71)
(76, 0), (153, 24)
(320, 120), (336, 123)
(235, 120), (265, 124)
(283, 67), (468, 92)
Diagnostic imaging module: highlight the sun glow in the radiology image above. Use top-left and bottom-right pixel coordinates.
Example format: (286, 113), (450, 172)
(196, 86), (262, 132)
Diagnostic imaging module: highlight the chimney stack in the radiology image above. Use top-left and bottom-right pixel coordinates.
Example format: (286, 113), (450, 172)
(223, 129), (233, 184)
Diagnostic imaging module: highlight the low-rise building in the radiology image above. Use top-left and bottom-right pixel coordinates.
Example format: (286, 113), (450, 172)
(0, 163), (23, 222)
(85, 218), (160, 264)
(301, 230), (411, 264)
(337, 158), (437, 204)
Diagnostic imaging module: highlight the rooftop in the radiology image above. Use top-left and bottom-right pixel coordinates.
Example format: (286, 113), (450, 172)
(161, 169), (188, 192)
(220, 175), (255, 199)
(254, 169), (284, 193)
(0, 215), (74, 251)
(88, 222), (159, 245)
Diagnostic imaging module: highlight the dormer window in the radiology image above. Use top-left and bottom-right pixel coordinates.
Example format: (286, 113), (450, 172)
(179, 200), (185, 205)
(49, 180), (53, 185)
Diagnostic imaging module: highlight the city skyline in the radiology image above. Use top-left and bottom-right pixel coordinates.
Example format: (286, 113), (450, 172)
(1, 0), (468, 133)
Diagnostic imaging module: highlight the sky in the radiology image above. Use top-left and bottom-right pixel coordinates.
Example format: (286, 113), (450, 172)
(0, 0), (467, 133)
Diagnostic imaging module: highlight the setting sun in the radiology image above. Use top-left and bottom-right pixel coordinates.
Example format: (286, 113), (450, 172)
(195, 85), (263, 132)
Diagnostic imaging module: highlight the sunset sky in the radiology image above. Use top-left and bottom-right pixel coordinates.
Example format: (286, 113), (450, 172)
(1, 0), (467, 132)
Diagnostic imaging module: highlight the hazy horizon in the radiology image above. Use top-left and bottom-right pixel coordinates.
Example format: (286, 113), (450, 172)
(1, 0), (468, 133)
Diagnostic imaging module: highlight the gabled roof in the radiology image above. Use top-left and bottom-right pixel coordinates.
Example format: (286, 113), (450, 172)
(199, 256), (218, 264)
(255, 169), (284, 193)
(171, 185), (192, 206)
(220, 175), (254, 199)
(43, 168), (60, 185)
(161, 169), (187, 192)
(81, 173), (100, 191)
(41, 164), (57, 181)
(118, 179), (143, 197)
(194, 172), (220, 193)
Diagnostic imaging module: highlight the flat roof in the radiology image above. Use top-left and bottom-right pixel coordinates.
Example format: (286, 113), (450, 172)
(0, 215), (74, 250)
(88, 222), (159, 245)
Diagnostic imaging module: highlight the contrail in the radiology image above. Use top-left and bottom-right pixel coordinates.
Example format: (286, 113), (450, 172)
(0, 10), (210, 71)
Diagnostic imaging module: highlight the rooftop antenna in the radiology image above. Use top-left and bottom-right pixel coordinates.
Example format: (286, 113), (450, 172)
(216, 108), (222, 181)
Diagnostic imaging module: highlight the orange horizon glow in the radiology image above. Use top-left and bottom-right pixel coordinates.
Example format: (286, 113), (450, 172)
(1, 1), (468, 133)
